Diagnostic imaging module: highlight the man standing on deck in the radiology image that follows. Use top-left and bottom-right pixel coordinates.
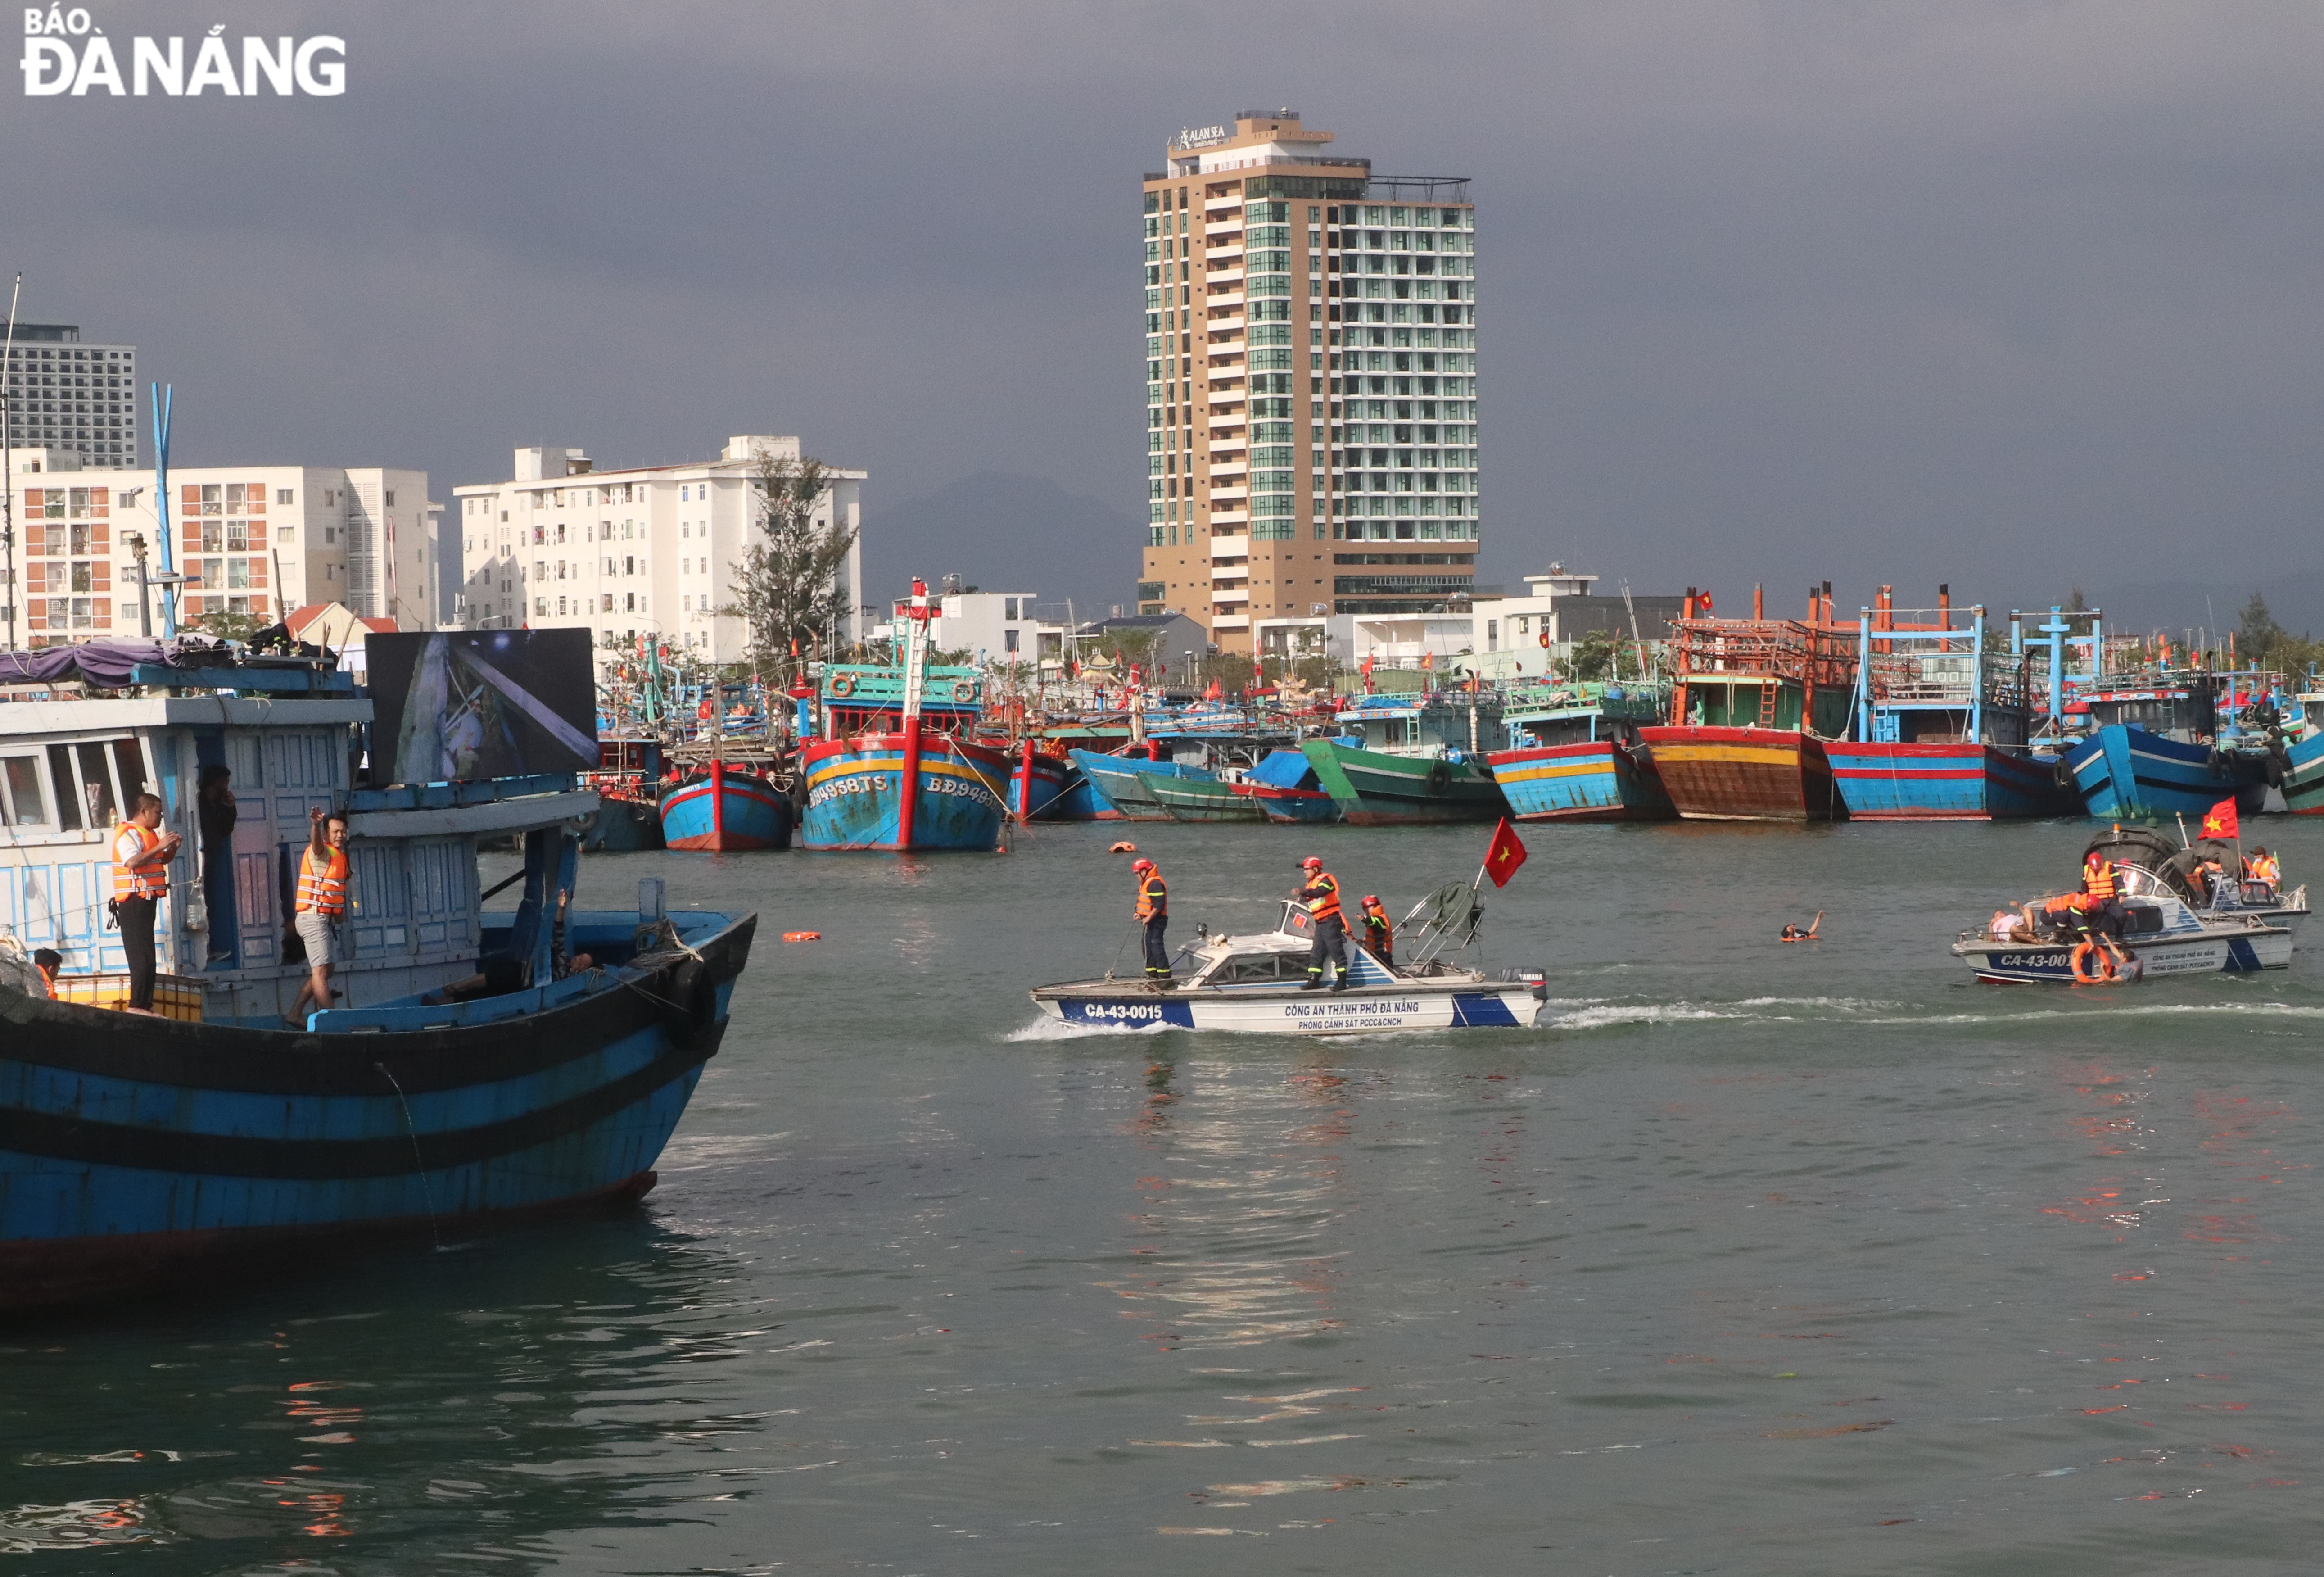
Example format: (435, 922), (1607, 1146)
(196, 764), (237, 963)
(110, 793), (180, 1016)
(1298, 856), (1349, 991)
(285, 807), (352, 1026)
(1359, 894), (1394, 968)
(1132, 858), (1171, 986)
(2081, 850), (2134, 968)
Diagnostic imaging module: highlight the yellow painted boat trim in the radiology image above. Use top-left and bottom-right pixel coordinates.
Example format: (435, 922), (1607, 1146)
(1648, 744), (1803, 767)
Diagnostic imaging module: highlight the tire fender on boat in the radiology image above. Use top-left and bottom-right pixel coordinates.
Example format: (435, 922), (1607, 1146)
(1425, 760), (1453, 796)
(665, 957), (721, 1047)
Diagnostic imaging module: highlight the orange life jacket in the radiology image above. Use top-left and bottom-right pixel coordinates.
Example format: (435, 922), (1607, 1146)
(1135, 871), (1167, 921)
(1362, 902), (1391, 950)
(111, 821), (168, 900)
(297, 846), (349, 917)
(2083, 858), (2116, 901)
(2248, 854), (2280, 884)
(1301, 872), (1343, 922)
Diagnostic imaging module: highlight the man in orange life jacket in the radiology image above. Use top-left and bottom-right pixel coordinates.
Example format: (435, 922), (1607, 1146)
(2082, 849), (2134, 967)
(1132, 858), (1171, 985)
(1298, 856), (1349, 991)
(1359, 894), (1393, 968)
(285, 806), (352, 1026)
(110, 792), (181, 1015)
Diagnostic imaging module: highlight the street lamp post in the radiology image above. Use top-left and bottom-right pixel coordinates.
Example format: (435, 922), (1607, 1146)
(126, 530), (150, 638)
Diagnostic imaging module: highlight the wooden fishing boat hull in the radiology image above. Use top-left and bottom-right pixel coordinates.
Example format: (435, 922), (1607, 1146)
(660, 766), (792, 852)
(2063, 725), (2269, 822)
(1037, 766), (1109, 821)
(1827, 743), (2083, 820)
(1485, 741), (1677, 823)
(1144, 773), (1267, 823)
(2282, 731), (2324, 815)
(1298, 741), (1506, 825)
(1638, 726), (1844, 821)
(1004, 747), (1073, 822)
(1068, 750), (1176, 822)
(1239, 782), (1342, 824)
(0, 911), (755, 1310)
(799, 733), (1010, 851)
(583, 792), (668, 852)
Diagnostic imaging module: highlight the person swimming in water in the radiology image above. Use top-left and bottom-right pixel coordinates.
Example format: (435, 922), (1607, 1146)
(1780, 911), (1823, 942)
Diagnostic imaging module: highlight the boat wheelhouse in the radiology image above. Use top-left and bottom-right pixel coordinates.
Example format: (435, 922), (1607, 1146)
(2064, 672), (2271, 822)
(1485, 681), (1674, 823)
(1301, 693), (1507, 825)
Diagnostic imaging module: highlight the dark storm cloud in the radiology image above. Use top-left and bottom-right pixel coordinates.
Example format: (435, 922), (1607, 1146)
(7, 1), (2321, 624)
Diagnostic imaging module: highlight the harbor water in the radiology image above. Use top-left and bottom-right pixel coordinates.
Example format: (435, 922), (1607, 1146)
(5, 816), (2323, 1573)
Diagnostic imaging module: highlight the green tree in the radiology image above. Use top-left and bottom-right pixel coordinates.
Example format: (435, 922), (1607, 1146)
(188, 610), (267, 643)
(1559, 629), (1620, 682)
(716, 448), (856, 677)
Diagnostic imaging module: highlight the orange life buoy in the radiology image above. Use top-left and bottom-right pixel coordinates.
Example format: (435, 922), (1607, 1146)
(2069, 940), (2116, 986)
(782, 930), (822, 942)
(1108, 841), (1138, 854)
(827, 673), (855, 698)
(952, 680), (977, 702)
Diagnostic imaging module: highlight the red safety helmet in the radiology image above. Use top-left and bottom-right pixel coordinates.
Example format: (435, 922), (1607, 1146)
(1302, 856), (1323, 870)
(1131, 858), (1154, 872)
(1362, 894), (1379, 905)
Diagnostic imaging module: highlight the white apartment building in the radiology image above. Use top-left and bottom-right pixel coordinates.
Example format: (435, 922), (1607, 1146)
(3, 448), (442, 645)
(1, 321), (140, 470)
(451, 436), (865, 668)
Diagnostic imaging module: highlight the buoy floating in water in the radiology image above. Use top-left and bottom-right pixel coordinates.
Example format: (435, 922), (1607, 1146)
(782, 931), (822, 943)
(1108, 841), (1138, 854)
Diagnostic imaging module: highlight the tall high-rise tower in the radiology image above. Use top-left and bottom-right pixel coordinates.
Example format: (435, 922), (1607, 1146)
(1137, 111), (1478, 655)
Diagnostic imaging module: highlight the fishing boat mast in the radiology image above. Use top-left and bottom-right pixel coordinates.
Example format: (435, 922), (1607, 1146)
(893, 577), (937, 852)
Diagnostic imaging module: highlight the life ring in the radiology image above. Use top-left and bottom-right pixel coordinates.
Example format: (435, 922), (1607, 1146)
(2068, 940), (2116, 986)
(1108, 841), (1139, 854)
(1425, 760), (1453, 796)
(664, 957), (721, 1047)
(952, 680), (977, 702)
(827, 673), (855, 698)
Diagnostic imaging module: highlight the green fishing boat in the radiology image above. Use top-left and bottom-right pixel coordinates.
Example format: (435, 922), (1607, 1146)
(1302, 694), (1508, 825)
(1142, 772), (1267, 823)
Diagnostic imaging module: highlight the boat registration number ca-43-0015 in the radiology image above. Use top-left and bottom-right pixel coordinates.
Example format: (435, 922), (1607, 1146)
(1080, 1000), (1169, 1022)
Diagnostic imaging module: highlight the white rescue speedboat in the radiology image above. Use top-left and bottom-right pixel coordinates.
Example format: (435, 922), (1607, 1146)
(1952, 866), (2293, 985)
(1031, 892), (1546, 1035)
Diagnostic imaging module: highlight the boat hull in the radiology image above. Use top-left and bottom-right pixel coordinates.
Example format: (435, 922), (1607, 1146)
(1485, 741), (1676, 823)
(1828, 743), (2083, 820)
(2284, 732), (2324, 815)
(1068, 750), (1180, 823)
(1240, 783), (1342, 824)
(1038, 766), (1111, 821)
(1952, 924), (2290, 984)
(583, 793), (668, 852)
(1145, 774), (1267, 823)
(1033, 983), (1542, 1034)
(660, 768), (792, 852)
(1299, 741), (1506, 825)
(800, 733), (1010, 851)
(0, 911), (756, 1310)
(1639, 726), (1844, 821)
(1004, 748), (1073, 822)
(2065, 725), (2270, 822)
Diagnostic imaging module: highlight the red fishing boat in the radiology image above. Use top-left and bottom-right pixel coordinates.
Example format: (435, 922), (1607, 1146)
(1639, 586), (1859, 821)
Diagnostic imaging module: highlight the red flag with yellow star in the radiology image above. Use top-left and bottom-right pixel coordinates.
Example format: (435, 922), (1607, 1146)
(2201, 797), (2240, 841)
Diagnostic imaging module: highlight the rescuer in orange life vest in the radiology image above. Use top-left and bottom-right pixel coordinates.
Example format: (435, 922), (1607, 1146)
(285, 806), (352, 1026)
(110, 791), (181, 1015)
(1297, 856), (1350, 991)
(2081, 849), (2134, 969)
(1359, 894), (1393, 968)
(1132, 858), (1171, 985)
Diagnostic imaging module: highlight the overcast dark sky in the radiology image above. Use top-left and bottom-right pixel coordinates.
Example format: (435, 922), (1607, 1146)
(9, 1), (2323, 627)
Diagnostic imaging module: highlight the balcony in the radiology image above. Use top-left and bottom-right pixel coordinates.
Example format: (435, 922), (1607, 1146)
(1211, 612), (1251, 630)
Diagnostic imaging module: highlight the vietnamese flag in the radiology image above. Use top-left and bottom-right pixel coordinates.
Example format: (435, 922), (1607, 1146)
(2201, 797), (2240, 841)
(1483, 816), (1529, 888)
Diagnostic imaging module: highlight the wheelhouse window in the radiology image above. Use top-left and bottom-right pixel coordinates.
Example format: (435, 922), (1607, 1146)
(0, 754), (51, 826)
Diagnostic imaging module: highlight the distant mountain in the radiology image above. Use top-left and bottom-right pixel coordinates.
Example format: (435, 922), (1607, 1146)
(861, 471), (1142, 619)
(2066, 574), (2324, 640)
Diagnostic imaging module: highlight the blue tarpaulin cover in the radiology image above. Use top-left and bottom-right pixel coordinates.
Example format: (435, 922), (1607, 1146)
(1247, 750), (1319, 789)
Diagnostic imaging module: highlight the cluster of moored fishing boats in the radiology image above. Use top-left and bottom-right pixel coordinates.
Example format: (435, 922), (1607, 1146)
(588, 592), (2324, 853)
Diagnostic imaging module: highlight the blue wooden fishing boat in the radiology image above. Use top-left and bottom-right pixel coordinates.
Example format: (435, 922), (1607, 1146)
(2064, 675), (2270, 821)
(1302, 693), (1507, 825)
(1003, 740), (1073, 822)
(659, 761), (792, 851)
(1485, 681), (1674, 822)
(1067, 747), (1202, 821)
(797, 580), (1011, 852)
(0, 640), (755, 1310)
(1826, 598), (2082, 819)
(1236, 748), (1340, 823)
(2286, 677), (2324, 816)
